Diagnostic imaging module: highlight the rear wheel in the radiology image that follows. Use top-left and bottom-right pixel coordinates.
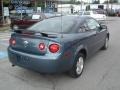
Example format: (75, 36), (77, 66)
(69, 53), (85, 78)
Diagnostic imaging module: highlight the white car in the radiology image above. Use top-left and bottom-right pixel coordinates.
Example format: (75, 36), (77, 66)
(79, 11), (106, 21)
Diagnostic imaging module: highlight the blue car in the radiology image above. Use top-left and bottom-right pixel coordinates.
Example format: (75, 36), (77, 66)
(8, 16), (109, 78)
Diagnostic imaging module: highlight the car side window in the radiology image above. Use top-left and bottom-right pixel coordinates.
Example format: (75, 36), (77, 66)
(78, 23), (88, 33)
(87, 19), (100, 30)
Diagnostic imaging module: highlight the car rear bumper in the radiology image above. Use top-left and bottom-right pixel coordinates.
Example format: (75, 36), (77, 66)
(8, 47), (74, 73)
(96, 18), (106, 21)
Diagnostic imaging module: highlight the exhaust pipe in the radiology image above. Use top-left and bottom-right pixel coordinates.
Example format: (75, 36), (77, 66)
(12, 64), (15, 67)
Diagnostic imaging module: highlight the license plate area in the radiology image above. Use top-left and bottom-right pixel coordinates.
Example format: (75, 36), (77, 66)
(16, 55), (31, 64)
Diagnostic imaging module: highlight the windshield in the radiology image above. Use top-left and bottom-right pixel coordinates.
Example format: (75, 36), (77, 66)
(28, 16), (76, 33)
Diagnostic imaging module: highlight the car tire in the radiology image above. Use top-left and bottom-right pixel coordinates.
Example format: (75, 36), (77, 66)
(102, 37), (109, 50)
(69, 53), (85, 78)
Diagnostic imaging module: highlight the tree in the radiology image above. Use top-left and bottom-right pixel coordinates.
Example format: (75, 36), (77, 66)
(61, 0), (82, 4)
(104, 0), (118, 4)
(92, 0), (100, 4)
(70, 0), (76, 3)
(109, 0), (118, 3)
(3, 0), (10, 6)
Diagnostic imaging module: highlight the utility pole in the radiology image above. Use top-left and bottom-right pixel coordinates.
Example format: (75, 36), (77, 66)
(20, 0), (23, 20)
(80, 0), (82, 10)
(107, 0), (109, 9)
(110, 0), (114, 11)
(1, 0), (4, 24)
(34, 0), (37, 12)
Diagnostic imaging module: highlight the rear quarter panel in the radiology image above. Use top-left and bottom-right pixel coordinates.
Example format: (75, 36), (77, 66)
(60, 33), (89, 65)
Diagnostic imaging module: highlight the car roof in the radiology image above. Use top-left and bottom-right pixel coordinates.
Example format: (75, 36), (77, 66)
(45, 15), (89, 23)
(28, 15), (92, 34)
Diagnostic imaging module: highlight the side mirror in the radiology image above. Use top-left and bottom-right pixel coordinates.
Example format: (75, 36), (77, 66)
(100, 24), (107, 30)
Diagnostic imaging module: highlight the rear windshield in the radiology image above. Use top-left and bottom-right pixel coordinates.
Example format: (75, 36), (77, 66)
(28, 16), (76, 33)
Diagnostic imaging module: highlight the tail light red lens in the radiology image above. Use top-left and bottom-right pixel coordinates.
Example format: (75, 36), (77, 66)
(9, 38), (16, 46)
(49, 44), (60, 53)
(39, 43), (45, 50)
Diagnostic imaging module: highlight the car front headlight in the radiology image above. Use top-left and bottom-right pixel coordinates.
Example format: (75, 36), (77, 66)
(13, 25), (19, 30)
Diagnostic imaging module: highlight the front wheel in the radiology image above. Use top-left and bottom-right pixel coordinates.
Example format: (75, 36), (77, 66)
(102, 37), (109, 50)
(69, 53), (85, 78)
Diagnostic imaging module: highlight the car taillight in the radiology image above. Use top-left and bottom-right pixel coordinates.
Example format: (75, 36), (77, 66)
(9, 38), (16, 46)
(49, 44), (60, 53)
(39, 43), (45, 50)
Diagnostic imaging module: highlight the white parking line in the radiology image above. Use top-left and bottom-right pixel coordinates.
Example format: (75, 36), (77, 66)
(0, 38), (10, 41)
(0, 33), (11, 41)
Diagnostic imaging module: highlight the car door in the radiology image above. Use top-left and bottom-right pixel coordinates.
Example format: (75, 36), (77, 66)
(86, 18), (107, 52)
(76, 21), (98, 57)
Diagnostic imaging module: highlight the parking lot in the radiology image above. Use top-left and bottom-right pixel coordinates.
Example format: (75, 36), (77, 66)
(0, 17), (120, 90)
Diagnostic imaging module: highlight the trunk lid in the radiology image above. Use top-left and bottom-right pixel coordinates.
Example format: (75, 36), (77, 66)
(15, 19), (39, 26)
(10, 30), (61, 55)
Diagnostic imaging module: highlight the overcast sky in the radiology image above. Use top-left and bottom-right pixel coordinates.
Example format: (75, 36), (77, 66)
(62, 0), (120, 3)
(78, 0), (106, 3)
(60, 0), (105, 3)
(83, 0), (120, 3)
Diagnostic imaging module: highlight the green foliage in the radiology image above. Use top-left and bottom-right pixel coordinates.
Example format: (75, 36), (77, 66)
(3, 0), (10, 4)
(109, 0), (118, 3)
(104, 0), (118, 3)
(92, 0), (100, 4)
(3, 0), (10, 6)
(61, 0), (81, 4)
(37, 1), (44, 8)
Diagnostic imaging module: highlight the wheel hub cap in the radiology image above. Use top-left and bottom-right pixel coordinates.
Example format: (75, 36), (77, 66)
(105, 38), (109, 48)
(76, 57), (84, 75)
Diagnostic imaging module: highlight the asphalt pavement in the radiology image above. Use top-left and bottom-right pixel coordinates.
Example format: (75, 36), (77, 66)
(0, 17), (120, 90)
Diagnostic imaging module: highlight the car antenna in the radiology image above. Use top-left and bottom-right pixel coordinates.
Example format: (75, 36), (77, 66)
(60, 0), (63, 38)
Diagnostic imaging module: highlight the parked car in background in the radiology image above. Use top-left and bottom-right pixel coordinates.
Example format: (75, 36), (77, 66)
(11, 13), (61, 30)
(116, 9), (120, 17)
(8, 16), (109, 78)
(92, 9), (107, 15)
(79, 11), (106, 21)
(106, 9), (117, 16)
(10, 14), (22, 20)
